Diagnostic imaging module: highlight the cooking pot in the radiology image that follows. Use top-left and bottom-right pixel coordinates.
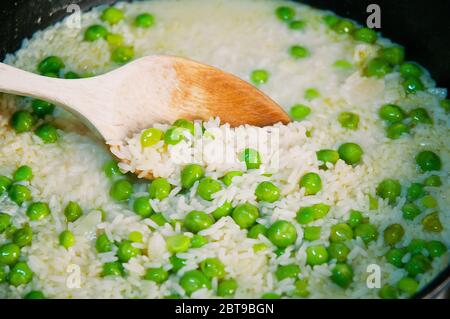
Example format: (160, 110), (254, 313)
(0, 0), (449, 298)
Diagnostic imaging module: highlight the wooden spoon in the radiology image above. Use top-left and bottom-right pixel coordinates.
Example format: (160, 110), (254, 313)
(0, 56), (290, 176)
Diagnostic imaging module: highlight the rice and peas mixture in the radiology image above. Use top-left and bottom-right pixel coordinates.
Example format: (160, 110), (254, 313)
(0, 0), (449, 299)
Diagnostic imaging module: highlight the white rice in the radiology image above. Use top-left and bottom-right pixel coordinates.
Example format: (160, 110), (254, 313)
(0, 0), (448, 299)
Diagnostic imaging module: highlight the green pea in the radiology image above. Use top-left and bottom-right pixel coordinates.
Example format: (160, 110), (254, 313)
(132, 196), (153, 218)
(184, 210), (214, 233)
(386, 122), (410, 139)
(330, 263), (353, 288)
(316, 149), (339, 168)
(347, 210), (363, 228)
(31, 99), (55, 117)
(407, 239), (426, 255)
(304, 88), (320, 101)
(426, 241), (446, 258)
(289, 45), (309, 59)
(299, 172), (322, 195)
(275, 264), (300, 281)
(354, 223), (378, 244)
(0, 176), (12, 196)
(220, 171), (242, 186)
(379, 285), (398, 299)
(383, 224), (405, 245)
(134, 13), (155, 28)
(275, 6), (295, 21)
(292, 278), (310, 297)
(232, 203), (259, 229)
(379, 46), (405, 65)
(403, 76), (424, 94)
(376, 179), (401, 204)
(35, 123), (58, 143)
(333, 60), (353, 69)
(8, 261), (33, 287)
(84, 24), (108, 41)
(330, 223), (353, 242)
(415, 150), (441, 172)
(140, 128), (163, 147)
(8, 184), (31, 206)
(338, 112), (359, 130)
(217, 279), (238, 297)
(212, 201), (233, 220)
(61, 201), (82, 223)
(10, 110), (34, 133)
(117, 240), (141, 262)
(37, 56), (64, 74)
(255, 181), (280, 203)
(406, 183), (425, 201)
(26, 202), (50, 221)
(405, 254), (430, 277)
(423, 175), (441, 187)
(173, 119), (195, 136)
(24, 290), (46, 299)
(148, 178), (171, 200)
(289, 104), (311, 121)
(103, 160), (122, 178)
(421, 212), (443, 233)
(440, 99), (450, 113)
(306, 245), (328, 266)
(365, 58), (392, 78)
(191, 234), (208, 248)
(399, 62), (423, 78)
(0, 243), (20, 265)
(0, 213), (12, 233)
(248, 224), (268, 239)
(338, 143), (363, 165)
(378, 104), (405, 124)
(149, 213), (168, 227)
(296, 203), (330, 224)
(179, 270), (211, 296)
(200, 257), (226, 279)
(111, 46), (134, 64)
(59, 230), (75, 249)
(166, 234), (191, 254)
(328, 242), (350, 262)
(323, 15), (340, 27)
(64, 71), (80, 79)
(397, 277), (419, 296)
(289, 20), (306, 30)
(144, 267), (168, 284)
(267, 220), (297, 248)
(369, 194), (378, 210)
(170, 255), (186, 273)
(385, 248), (406, 268)
(4, 225), (17, 239)
(106, 33), (123, 47)
(181, 164), (204, 189)
(197, 178), (222, 201)
(0, 265), (7, 283)
(100, 7), (124, 25)
(129, 231), (142, 243)
(409, 108), (432, 125)
(13, 165), (32, 182)
(333, 19), (355, 34)
(110, 179), (133, 201)
(402, 203), (421, 221)
(96, 233), (113, 253)
(42, 72), (58, 78)
(101, 261), (124, 277)
(262, 292), (281, 299)
(250, 70), (269, 85)
(422, 194), (438, 209)
(303, 226), (321, 241)
(353, 27), (377, 43)
(13, 226), (33, 247)
(164, 126), (186, 145)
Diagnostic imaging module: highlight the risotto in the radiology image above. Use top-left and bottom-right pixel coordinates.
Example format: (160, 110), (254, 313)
(0, 0), (449, 299)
